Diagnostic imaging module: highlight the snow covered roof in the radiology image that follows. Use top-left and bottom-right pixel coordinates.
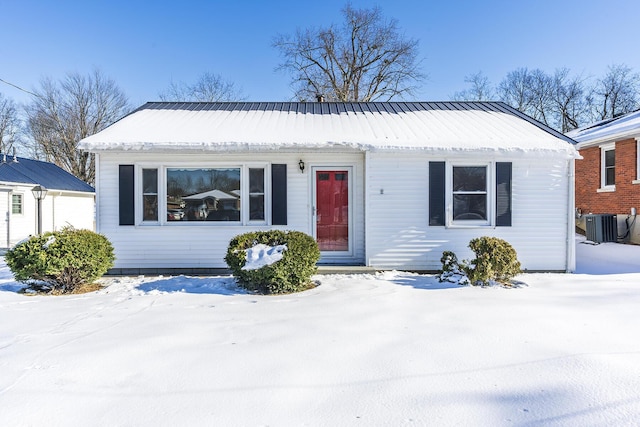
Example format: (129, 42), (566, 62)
(79, 101), (577, 157)
(566, 109), (640, 148)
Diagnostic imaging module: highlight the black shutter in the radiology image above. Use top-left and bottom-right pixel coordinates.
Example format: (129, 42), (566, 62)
(271, 164), (287, 225)
(119, 165), (135, 226)
(429, 162), (446, 226)
(495, 162), (512, 227)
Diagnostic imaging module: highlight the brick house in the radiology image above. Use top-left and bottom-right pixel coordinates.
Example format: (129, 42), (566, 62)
(567, 110), (640, 243)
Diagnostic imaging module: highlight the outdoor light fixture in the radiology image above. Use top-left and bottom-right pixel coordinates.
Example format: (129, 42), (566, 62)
(299, 159), (305, 173)
(31, 185), (48, 235)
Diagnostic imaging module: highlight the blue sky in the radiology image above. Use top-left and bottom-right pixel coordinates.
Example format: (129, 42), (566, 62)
(1, 0), (639, 107)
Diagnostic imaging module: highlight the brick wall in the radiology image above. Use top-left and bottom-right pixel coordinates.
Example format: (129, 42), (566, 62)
(575, 138), (639, 215)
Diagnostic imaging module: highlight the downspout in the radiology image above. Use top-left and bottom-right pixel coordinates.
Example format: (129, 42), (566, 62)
(364, 150), (370, 267)
(6, 190), (10, 248)
(95, 153), (100, 232)
(567, 158), (576, 272)
(52, 192), (56, 231)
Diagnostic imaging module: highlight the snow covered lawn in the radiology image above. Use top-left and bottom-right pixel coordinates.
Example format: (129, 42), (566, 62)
(1, 236), (639, 426)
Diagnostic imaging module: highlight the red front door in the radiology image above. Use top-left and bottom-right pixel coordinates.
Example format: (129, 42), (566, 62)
(315, 170), (349, 252)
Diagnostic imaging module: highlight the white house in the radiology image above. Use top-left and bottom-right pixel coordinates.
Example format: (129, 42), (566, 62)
(0, 154), (95, 248)
(79, 101), (579, 274)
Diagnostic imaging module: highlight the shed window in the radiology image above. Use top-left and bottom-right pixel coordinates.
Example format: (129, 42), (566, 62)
(11, 194), (23, 214)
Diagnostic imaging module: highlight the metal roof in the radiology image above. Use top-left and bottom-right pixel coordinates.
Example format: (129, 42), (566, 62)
(80, 101), (577, 157)
(566, 109), (640, 147)
(0, 155), (94, 193)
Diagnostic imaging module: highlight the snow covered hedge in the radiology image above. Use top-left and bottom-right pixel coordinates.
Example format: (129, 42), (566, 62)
(225, 230), (320, 294)
(5, 227), (115, 294)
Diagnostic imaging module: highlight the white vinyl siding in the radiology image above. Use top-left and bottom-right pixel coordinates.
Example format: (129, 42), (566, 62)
(0, 186), (94, 247)
(96, 151), (365, 269)
(365, 152), (571, 271)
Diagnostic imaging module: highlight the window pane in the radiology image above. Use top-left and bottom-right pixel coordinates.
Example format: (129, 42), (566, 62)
(143, 169), (158, 193)
(11, 194), (22, 214)
(249, 168), (264, 193)
(143, 195), (158, 221)
(249, 168), (265, 221)
(453, 166), (486, 191)
(453, 194), (487, 220)
(167, 168), (240, 222)
(606, 167), (615, 186)
(605, 150), (615, 167)
(250, 195), (265, 220)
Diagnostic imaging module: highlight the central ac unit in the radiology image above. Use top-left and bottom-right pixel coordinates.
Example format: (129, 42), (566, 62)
(585, 214), (617, 243)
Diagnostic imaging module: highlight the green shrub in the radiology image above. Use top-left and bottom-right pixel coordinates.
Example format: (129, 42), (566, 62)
(439, 236), (521, 286)
(5, 227), (115, 294)
(225, 230), (320, 294)
(438, 250), (468, 284)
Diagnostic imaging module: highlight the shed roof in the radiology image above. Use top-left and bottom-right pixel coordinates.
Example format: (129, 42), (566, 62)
(566, 109), (640, 147)
(0, 155), (94, 193)
(80, 101), (577, 157)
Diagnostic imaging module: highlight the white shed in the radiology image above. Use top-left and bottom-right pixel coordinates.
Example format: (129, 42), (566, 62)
(79, 102), (578, 273)
(0, 154), (95, 248)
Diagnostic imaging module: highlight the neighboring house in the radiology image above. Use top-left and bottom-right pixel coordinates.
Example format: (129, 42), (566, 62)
(567, 110), (640, 243)
(0, 154), (95, 248)
(79, 101), (578, 274)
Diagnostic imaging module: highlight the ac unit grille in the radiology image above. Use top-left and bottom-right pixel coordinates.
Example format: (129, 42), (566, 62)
(585, 214), (617, 243)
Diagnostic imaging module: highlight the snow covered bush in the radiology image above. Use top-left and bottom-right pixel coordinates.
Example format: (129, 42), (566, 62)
(439, 236), (521, 286)
(438, 250), (469, 285)
(225, 230), (320, 294)
(5, 227), (115, 294)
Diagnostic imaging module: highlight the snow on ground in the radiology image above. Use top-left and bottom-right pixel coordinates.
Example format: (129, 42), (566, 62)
(1, 236), (640, 426)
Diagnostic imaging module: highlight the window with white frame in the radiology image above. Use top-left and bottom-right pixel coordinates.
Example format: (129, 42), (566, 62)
(142, 168), (158, 221)
(139, 165), (267, 224)
(248, 168), (265, 221)
(600, 143), (615, 189)
(167, 167), (241, 222)
(429, 161), (511, 228)
(11, 194), (23, 214)
(452, 165), (489, 222)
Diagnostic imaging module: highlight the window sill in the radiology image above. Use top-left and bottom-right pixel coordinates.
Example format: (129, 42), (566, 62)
(633, 180), (640, 185)
(447, 223), (493, 229)
(597, 187), (615, 193)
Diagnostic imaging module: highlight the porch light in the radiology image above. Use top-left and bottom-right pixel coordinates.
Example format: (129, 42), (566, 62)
(31, 185), (48, 235)
(299, 159), (305, 173)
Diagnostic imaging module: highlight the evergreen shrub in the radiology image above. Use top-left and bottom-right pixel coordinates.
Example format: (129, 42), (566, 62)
(225, 230), (320, 294)
(439, 236), (521, 286)
(5, 227), (115, 294)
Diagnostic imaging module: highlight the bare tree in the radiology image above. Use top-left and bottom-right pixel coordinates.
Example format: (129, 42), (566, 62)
(25, 70), (129, 185)
(588, 64), (640, 121)
(273, 4), (424, 102)
(497, 68), (535, 115)
(159, 72), (245, 102)
(452, 71), (495, 101)
(497, 68), (557, 127)
(550, 68), (587, 132)
(0, 93), (20, 154)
